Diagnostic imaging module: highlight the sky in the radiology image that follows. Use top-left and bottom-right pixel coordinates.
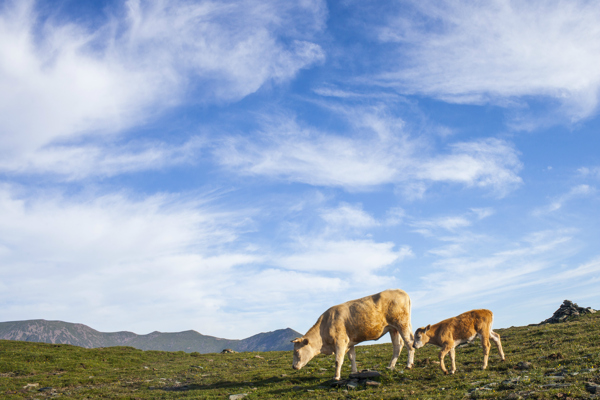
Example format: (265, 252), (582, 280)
(1, 0), (599, 341)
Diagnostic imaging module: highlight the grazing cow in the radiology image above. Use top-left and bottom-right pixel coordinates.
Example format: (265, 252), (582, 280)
(413, 309), (505, 374)
(291, 289), (415, 380)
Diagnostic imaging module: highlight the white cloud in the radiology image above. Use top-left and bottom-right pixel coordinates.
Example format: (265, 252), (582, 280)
(578, 166), (600, 179)
(320, 202), (378, 229)
(378, 0), (600, 121)
(533, 184), (594, 216)
(216, 111), (522, 195)
(0, 137), (205, 179)
(0, 0), (325, 172)
(412, 229), (579, 310)
(277, 239), (412, 275)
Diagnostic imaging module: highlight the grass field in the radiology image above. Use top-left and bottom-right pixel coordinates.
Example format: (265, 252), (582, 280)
(1, 312), (599, 399)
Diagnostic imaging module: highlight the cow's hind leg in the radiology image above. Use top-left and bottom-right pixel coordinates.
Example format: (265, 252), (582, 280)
(348, 346), (358, 373)
(396, 323), (415, 368)
(387, 328), (403, 370)
(490, 330), (505, 361)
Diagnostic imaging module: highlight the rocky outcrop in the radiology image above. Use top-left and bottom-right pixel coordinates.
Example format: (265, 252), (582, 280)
(539, 300), (596, 325)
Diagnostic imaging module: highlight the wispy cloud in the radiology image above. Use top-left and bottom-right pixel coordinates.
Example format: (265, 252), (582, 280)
(0, 137), (205, 179)
(377, 0), (600, 122)
(533, 184), (594, 216)
(216, 109), (522, 195)
(0, 0), (325, 173)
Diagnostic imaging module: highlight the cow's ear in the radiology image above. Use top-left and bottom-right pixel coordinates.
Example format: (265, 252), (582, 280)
(303, 338), (309, 345)
(291, 337), (302, 343)
(425, 324), (431, 332)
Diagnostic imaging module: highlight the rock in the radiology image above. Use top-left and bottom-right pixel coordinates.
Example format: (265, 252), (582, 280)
(346, 380), (359, 389)
(517, 361), (532, 370)
(586, 383), (600, 394)
(505, 393), (522, 400)
(23, 383), (39, 389)
(366, 380), (381, 387)
(229, 394), (248, 400)
(538, 300), (597, 325)
(349, 370), (382, 379)
(222, 349), (237, 354)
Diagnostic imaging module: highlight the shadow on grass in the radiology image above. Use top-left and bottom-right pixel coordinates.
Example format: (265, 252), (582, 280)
(156, 375), (329, 394)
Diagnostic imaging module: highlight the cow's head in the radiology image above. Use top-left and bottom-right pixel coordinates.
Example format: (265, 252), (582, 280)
(291, 337), (317, 370)
(413, 325), (431, 349)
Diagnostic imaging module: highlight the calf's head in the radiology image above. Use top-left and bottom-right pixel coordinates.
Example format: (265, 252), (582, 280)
(291, 337), (317, 370)
(413, 325), (431, 349)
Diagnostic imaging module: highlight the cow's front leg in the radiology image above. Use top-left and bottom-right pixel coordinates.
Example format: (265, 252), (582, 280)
(348, 346), (357, 373)
(333, 343), (348, 380)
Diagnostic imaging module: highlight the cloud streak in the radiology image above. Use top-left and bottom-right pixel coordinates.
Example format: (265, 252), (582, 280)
(216, 109), (522, 195)
(377, 0), (600, 121)
(0, 0), (325, 173)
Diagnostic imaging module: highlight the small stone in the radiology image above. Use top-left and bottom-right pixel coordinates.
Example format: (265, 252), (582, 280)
(586, 383), (600, 394)
(229, 394), (248, 400)
(517, 361), (532, 370)
(366, 380), (381, 387)
(254, 355), (264, 359)
(23, 383), (39, 389)
(347, 380), (359, 389)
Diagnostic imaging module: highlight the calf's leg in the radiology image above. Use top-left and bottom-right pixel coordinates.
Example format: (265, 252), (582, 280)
(449, 347), (457, 374)
(439, 344), (452, 375)
(481, 335), (491, 370)
(490, 331), (505, 361)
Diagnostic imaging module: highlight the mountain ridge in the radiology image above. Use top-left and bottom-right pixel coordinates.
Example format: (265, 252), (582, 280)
(0, 319), (301, 354)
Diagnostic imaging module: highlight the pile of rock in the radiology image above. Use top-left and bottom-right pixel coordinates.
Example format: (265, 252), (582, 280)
(330, 370), (382, 389)
(538, 300), (596, 325)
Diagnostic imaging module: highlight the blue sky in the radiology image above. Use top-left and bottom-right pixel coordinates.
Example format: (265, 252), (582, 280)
(1, 0), (599, 340)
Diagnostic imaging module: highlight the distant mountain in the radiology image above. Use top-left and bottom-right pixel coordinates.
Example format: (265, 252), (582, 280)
(0, 320), (301, 354)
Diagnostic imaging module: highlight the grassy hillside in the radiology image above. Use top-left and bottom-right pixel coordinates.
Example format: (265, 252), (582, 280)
(1, 312), (599, 399)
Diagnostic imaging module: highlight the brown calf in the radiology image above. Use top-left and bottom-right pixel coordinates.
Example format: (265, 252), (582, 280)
(413, 309), (505, 374)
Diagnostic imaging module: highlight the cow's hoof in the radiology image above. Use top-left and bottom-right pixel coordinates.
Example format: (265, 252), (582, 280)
(443, 371), (449, 375)
(406, 364), (413, 370)
(450, 370), (456, 375)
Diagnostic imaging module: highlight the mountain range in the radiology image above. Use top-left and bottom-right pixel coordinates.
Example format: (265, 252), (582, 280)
(0, 320), (301, 354)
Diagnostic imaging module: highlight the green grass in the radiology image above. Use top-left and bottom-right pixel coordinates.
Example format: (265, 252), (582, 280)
(1, 312), (599, 399)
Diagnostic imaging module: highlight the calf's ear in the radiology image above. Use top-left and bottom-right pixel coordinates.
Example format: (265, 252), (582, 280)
(291, 337), (302, 343)
(425, 324), (431, 332)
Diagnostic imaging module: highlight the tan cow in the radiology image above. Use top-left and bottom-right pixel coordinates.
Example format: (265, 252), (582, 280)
(291, 289), (415, 380)
(413, 309), (505, 374)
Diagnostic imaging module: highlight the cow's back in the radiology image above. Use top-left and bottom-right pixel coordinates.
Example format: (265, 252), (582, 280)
(321, 289), (411, 345)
